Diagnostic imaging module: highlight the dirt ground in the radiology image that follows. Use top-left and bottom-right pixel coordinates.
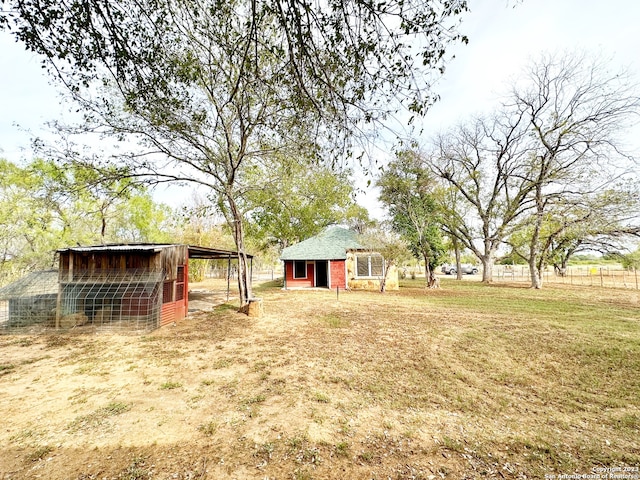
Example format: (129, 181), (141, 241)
(0, 279), (472, 480)
(1, 278), (638, 479)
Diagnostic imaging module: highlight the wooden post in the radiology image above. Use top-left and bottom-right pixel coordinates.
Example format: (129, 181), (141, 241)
(55, 286), (63, 329)
(240, 298), (263, 317)
(226, 255), (231, 301)
(55, 252), (74, 328)
(283, 262), (287, 290)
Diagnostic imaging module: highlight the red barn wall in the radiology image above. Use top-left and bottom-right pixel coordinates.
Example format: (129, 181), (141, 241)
(161, 260), (188, 326)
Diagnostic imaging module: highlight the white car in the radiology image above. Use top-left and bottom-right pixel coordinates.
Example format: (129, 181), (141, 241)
(441, 264), (479, 275)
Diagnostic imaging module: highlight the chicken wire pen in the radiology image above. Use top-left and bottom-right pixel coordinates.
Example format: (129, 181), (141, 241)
(58, 269), (165, 332)
(0, 243), (254, 334)
(0, 268), (165, 334)
(0, 270), (59, 334)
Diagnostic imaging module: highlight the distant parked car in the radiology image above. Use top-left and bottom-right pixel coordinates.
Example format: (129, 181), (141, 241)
(441, 263), (479, 275)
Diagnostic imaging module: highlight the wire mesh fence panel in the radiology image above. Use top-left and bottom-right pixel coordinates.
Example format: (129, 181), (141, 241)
(493, 265), (639, 289)
(0, 269), (165, 334)
(0, 270), (59, 334)
(58, 269), (164, 333)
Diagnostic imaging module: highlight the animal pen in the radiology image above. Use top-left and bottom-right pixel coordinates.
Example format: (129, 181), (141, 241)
(0, 244), (252, 334)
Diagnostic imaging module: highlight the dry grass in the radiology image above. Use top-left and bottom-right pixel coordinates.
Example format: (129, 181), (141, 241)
(0, 278), (638, 479)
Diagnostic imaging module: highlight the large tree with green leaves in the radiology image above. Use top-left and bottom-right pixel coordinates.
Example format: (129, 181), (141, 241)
(1, 0), (467, 307)
(0, 158), (172, 283)
(377, 149), (446, 287)
(242, 159), (364, 251)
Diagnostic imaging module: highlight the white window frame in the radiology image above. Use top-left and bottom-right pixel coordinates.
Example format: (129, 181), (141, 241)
(355, 254), (385, 278)
(293, 260), (307, 279)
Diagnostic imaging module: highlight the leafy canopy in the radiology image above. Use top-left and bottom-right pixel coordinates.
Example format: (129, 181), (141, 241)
(377, 149), (446, 270)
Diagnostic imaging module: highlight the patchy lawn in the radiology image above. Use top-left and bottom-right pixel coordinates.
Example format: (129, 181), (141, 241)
(1, 279), (639, 479)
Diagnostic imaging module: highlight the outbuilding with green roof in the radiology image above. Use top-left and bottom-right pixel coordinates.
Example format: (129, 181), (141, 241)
(280, 227), (398, 291)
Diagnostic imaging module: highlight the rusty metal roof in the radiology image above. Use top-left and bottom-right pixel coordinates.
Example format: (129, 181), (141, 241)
(57, 243), (253, 259)
(187, 245), (254, 260)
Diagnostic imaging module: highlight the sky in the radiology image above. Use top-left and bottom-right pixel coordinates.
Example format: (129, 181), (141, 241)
(1, 0), (639, 212)
(421, 0), (640, 135)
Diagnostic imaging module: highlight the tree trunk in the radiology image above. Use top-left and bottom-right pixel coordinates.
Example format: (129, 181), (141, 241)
(481, 254), (494, 283)
(560, 257), (569, 276)
(528, 184), (544, 289)
(480, 235), (495, 283)
(427, 266), (440, 288)
(453, 238), (462, 281)
(380, 261), (391, 293)
(536, 255), (547, 288)
(529, 256), (542, 289)
(424, 254), (440, 288)
(226, 193), (252, 307)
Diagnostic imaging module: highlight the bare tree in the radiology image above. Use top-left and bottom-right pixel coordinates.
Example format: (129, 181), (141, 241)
(510, 52), (640, 288)
(430, 52), (640, 287)
(359, 226), (410, 293)
(430, 113), (534, 283)
(508, 181), (640, 281)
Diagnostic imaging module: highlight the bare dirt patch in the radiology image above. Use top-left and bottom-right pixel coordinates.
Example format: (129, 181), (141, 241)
(1, 279), (639, 479)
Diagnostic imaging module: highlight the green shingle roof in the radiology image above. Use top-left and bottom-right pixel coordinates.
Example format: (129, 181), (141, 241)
(280, 227), (364, 261)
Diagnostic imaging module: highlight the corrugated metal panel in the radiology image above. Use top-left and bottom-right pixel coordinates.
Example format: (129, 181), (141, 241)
(58, 243), (252, 259)
(188, 245), (254, 259)
(58, 244), (173, 253)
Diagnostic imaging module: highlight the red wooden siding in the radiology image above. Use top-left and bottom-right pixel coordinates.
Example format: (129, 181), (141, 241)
(284, 260), (346, 289)
(161, 261), (188, 325)
(329, 260), (347, 289)
(284, 261), (315, 288)
(160, 302), (176, 326)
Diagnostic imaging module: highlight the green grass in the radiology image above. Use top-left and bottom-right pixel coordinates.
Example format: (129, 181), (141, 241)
(27, 444), (53, 462)
(312, 391), (330, 403)
(334, 441), (350, 457)
(159, 381), (182, 390)
(319, 313), (350, 328)
(285, 279), (640, 475)
(197, 421), (219, 436)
